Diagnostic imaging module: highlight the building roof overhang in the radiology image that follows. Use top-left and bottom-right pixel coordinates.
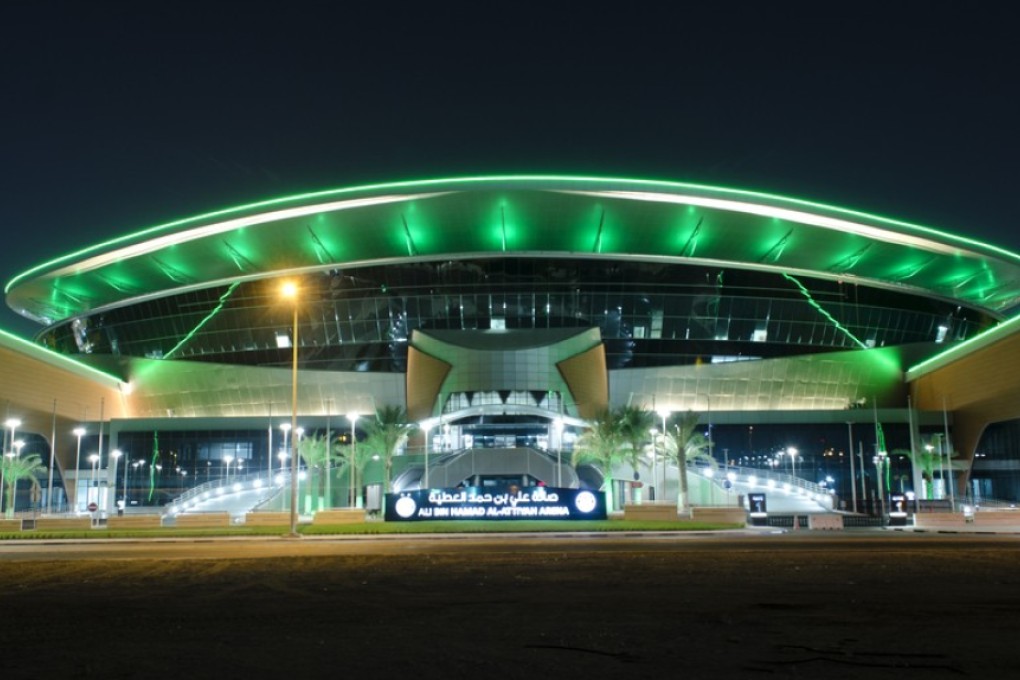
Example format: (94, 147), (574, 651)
(8, 175), (1020, 325)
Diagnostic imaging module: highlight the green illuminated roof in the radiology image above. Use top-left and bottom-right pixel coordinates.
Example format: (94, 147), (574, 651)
(7, 175), (1020, 324)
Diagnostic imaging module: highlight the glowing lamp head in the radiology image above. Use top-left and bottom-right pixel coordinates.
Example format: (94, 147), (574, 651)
(281, 281), (299, 300)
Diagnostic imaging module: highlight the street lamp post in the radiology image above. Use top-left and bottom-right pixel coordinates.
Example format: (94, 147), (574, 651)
(656, 408), (669, 502)
(649, 427), (658, 501)
(7, 442), (25, 513)
(1, 451), (15, 514)
(420, 421), (432, 490)
(73, 427), (86, 512)
(924, 443), (935, 498)
(347, 412), (358, 508)
(787, 447), (798, 481)
(279, 423), (291, 473)
(123, 451), (130, 508)
(223, 455), (234, 482)
(111, 449), (124, 512)
(555, 418), (565, 487)
(4, 418), (21, 455)
(325, 398), (332, 509)
(3, 418), (22, 512)
(846, 422), (858, 513)
(88, 453), (100, 507)
(874, 452), (887, 504)
(701, 394), (712, 460)
(282, 281), (300, 536)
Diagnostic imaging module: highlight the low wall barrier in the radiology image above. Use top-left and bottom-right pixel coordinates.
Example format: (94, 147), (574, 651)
(34, 517), (93, 531)
(172, 512), (231, 528)
(106, 515), (163, 530)
(622, 503), (680, 521)
(312, 509), (366, 525)
(244, 512), (292, 526)
(690, 506), (747, 525)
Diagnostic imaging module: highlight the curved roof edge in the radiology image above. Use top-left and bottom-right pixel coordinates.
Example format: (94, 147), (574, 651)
(8, 175), (1020, 323)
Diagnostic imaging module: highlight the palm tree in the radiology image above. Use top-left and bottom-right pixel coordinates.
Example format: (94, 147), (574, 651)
(1, 453), (45, 518)
(617, 405), (655, 504)
(361, 405), (416, 513)
(572, 409), (628, 512)
(618, 405), (655, 468)
(297, 433), (341, 510)
(662, 411), (714, 512)
(893, 434), (955, 500)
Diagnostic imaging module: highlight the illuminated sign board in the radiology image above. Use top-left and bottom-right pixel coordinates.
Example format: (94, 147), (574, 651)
(748, 492), (767, 526)
(748, 493), (767, 518)
(385, 486), (606, 521)
(888, 493), (909, 526)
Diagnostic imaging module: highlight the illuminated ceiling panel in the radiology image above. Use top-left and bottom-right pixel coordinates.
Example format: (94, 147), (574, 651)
(7, 176), (1020, 325)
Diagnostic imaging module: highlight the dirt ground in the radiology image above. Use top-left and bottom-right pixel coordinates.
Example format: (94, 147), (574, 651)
(1, 536), (1017, 679)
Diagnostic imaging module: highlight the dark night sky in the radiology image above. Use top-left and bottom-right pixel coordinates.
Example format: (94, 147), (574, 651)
(2, 1), (1018, 338)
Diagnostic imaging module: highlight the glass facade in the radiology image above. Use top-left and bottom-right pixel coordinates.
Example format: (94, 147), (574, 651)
(40, 257), (991, 372)
(972, 419), (1020, 503)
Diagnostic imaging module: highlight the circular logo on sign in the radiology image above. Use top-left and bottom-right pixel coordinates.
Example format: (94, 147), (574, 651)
(87, 502), (99, 512)
(394, 495), (417, 519)
(574, 491), (597, 514)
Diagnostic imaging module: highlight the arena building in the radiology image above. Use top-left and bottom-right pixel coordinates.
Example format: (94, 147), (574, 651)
(4, 175), (1020, 516)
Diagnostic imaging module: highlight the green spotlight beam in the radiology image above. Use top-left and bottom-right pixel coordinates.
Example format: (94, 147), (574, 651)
(783, 273), (869, 350)
(163, 281), (241, 360)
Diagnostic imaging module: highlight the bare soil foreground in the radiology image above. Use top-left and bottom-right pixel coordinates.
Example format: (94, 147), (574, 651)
(1, 532), (1018, 679)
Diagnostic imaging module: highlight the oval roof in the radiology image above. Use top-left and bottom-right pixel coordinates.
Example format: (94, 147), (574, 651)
(7, 175), (1020, 325)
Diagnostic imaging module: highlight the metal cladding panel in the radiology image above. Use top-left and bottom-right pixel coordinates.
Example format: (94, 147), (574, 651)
(557, 343), (609, 420)
(405, 345), (452, 423)
(610, 345), (906, 413)
(409, 327), (602, 419)
(122, 358), (394, 419)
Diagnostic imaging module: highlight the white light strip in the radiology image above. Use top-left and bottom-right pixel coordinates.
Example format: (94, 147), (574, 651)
(55, 193), (444, 278)
(567, 190), (969, 257)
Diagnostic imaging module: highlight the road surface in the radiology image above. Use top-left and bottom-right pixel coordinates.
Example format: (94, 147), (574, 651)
(1, 531), (1016, 678)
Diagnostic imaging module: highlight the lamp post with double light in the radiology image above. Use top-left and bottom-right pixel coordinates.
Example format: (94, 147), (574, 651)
(5, 441), (25, 514)
(282, 281), (301, 536)
(0, 451), (14, 514)
(3, 419), (22, 510)
(4, 418), (21, 456)
(73, 427), (86, 511)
